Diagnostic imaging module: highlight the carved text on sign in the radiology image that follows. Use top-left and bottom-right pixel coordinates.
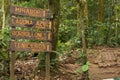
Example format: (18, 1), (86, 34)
(10, 41), (52, 52)
(11, 30), (51, 41)
(10, 17), (52, 29)
(10, 6), (53, 53)
(10, 6), (51, 18)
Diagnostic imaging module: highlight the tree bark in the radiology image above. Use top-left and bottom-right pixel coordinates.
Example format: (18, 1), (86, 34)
(5, 0), (11, 16)
(98, 0), (104, 22)
(77, 2), (80, 36)
(77, 0), (89, 80)
(114, 0), (118, 40)
(48, 0), (60, 59)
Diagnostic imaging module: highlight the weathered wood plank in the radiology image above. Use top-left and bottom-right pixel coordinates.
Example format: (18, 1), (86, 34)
(10, 6), (52, 18)
(10, 17), (52, 29)
(11, 30), (52, 41)
(10, 41), (52, 52)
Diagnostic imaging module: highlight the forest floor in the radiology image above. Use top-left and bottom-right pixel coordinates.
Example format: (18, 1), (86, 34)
(15, 46), (120, 80)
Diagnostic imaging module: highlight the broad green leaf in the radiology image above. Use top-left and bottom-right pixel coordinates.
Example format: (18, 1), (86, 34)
(82, 64), (89, 72)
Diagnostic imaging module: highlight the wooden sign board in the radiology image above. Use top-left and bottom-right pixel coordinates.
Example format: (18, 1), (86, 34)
(10, 17), (52, 29)
(11, 30), (52, 41)
(10, 41), (52, 52)
(10, 6), (52, 18)
(9, 5), (53, 80)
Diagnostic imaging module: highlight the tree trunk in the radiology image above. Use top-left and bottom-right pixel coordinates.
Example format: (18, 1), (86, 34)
(98, 0), (103, 22)
(5, 0), (11, 16)
(98, 0), (104, 44)
(77, 2), (80, 36)
(77, 0), (89, 80)
(48, 0), (60, 59)
(77, 0), (88, 36)
(114, 0), (118, 40)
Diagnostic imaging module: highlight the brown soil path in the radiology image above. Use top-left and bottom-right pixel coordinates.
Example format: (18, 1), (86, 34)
(15, 47), (120, 80)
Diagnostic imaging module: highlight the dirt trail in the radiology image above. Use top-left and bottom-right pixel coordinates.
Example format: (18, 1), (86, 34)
(88, 47), (120, 80)
(15, 47), (120, 80)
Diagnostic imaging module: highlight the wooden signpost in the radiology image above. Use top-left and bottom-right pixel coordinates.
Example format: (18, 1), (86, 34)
(10, 41), (52, 52)
(11, 30), (52, 41)
(10, 6), (51, 18)
(10, 6), (53, 80)
(10, 17), (52, 29)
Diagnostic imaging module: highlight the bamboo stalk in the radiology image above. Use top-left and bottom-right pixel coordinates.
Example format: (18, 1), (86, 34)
(1, 0), (5, 36)
(77, 1), (80, 36)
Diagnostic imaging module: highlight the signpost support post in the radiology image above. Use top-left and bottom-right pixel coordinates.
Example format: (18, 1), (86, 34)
(46, 53), (50, 80)
(10, 51), (15, 80)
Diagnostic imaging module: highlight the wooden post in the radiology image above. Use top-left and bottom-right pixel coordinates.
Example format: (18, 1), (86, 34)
(10, 51), (15, 80)
(46, 53), (50, 80)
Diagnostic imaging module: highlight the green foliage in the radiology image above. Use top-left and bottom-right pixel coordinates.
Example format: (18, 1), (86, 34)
(57, 40), (68, 53)
(59, 22), (77, 43)
(114, 77), (120, 80)
(67, 35), (82, 48)
(59, 0), (77, 43)
(82, 64), (88, 72)
(0, 34), (3, 40)
(75, 61), (90, 73)
(86, 20), (120, 47)
(16, 0), (36, 7)
(0, 27), (11, 59)
(82, 61), (90, 72)
(59, 0), (120, 48)
(0, 0), (120, 78)
(0, 24), (11, 78)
